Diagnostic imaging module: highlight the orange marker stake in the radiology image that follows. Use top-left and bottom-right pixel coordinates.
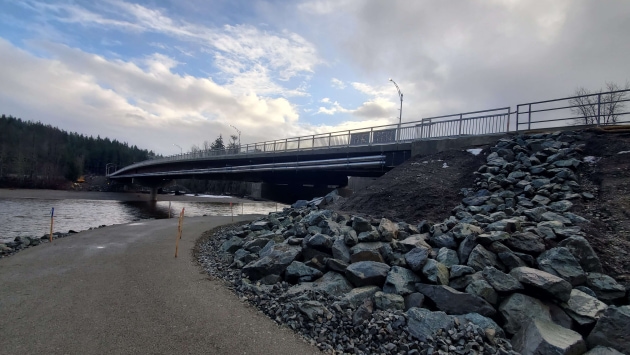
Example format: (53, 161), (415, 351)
(174, 208), (185, 257)
(49, 208), (54, 242)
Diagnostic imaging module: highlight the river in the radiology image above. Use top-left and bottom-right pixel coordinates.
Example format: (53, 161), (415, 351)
(0, 194), (285, 243)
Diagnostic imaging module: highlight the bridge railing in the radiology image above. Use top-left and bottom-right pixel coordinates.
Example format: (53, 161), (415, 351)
(516, 89), (630, 131)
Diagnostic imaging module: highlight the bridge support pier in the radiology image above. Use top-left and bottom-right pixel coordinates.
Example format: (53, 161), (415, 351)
(150, 187), (158, 201)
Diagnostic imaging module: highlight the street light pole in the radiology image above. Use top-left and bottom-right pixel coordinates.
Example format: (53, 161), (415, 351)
(173, 143), (182, 155)
(230, 125), (241, 151)
(389, 78), (403, 141)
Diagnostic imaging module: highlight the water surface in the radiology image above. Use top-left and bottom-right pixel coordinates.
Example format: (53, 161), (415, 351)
(0, 198), (284, 243)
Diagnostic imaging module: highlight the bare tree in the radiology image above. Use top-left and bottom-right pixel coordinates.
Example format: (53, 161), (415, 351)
(570, 81), (629, 125)
(227, 134), (239, 154)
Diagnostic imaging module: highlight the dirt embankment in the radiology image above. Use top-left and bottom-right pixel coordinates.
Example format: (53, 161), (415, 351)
(337, 129), (630, 286)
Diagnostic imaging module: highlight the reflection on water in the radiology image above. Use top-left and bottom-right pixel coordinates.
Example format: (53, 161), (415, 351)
(0, 198), (285, 243)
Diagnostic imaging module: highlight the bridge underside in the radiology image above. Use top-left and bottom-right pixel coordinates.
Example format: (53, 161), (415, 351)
(109, 144), (412, 186)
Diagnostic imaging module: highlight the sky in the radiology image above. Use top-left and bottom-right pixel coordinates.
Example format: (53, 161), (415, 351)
(1, 0), (629, 155)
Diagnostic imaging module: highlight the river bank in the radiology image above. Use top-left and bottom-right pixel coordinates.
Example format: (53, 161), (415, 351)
(0, 188), (250, 203)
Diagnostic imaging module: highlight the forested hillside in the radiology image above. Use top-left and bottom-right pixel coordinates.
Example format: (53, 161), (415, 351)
(0, 115), (155, 187)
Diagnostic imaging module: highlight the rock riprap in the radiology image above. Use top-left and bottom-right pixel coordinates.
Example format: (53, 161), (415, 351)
(198, 130), (629, 354)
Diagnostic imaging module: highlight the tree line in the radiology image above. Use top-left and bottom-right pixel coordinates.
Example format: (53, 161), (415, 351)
(0, 114), (155, 185)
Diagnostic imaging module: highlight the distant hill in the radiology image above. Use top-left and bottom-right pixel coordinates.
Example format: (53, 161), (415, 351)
(0, 114), (156, 187)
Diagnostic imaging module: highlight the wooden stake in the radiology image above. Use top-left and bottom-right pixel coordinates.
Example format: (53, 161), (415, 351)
(230, 202), (233, 222)
(49, 208), (54, 242)
(174, 207), (185, 257)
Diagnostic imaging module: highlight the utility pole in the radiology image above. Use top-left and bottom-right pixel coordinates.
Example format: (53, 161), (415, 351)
(389, 78), (403, 141)
(230, 125), (241, 151)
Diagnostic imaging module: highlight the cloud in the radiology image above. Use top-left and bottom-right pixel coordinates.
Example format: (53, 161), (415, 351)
(320, 97), (330, 103)
(331, 78), (346, 89)
(24, 0), (322, 97)
(0, 38), (304, 154)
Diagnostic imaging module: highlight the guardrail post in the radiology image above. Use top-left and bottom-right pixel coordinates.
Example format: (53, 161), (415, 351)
(370, 127), (374, 145)
(597, 93), (601, 126)
(312, 135), (315, 149)
(528, 104), (532, 130)
(285, 138), (288, 152)
(328, 133), (331, 148)
(506, 107), (511, 132)
(420, 118), (424, 139)
(273, 140), (276, 152)
(347, 130), (351, 146)
(458, 114), (463, 136)
(297, 137), (301, 150)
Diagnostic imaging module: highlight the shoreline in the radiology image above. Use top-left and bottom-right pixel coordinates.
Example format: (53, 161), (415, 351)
(0, 188), (252, 203)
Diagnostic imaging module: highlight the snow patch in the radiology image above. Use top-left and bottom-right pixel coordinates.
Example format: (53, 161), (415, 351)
(583, 156), (601, 164)
(466, 148), (483, 156)
(442, 163), (449, 168)
(618, 151), (630, 155)
(185, 194), (233, 199)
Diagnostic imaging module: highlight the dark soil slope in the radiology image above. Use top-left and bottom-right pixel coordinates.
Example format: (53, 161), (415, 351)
(337, 147), (490, 223)
(573, 130), (630, 284)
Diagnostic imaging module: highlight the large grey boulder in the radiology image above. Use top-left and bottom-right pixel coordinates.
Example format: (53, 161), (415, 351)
(286, 271), (353, 297)
(511, 318), (586, 355)
(458, 235), (478, 264)
(558, 236), (603, 273)
(399, 234), (432, 252)
(404, 246), (430, 272)
(331, 237), (351, 263)
(378, 218), (399, 241)
(585, 273), (627, 302)
(350, 250), (384, 263)
(340, 285), (380, 308)
(403, 293), (425, 311)
(221, 236), (244, 253)
(382, 266), (421, 296)
(406, 307), (455, 342)
(305, 233), (334, 253)
(284, 261), (323, 284)
(466, 279), (498, 305)
(450, 265), (475, 279)
(505, 231), (546, 254)
(415, 283), (496, 317)
(583, 346), (625, 355)
(421, 259), (449, 285)
(499, 293), (552, 335)
(345, 261), (391, 287)
(374, 291), (404, 311)
(510, 267), (573, 302)
(587, 306), (630, 353)
(451, 223), (483, 241)
(436, 247), (459, 267)
(482, 266), (523, 292)
(352, 216), (372, 233)
(537, 247), (586, 286)
(467, 244), (501, 271)
(562, 289), (608, 326)
(250, 221), (270, 231)
(242, 244), (302, 281)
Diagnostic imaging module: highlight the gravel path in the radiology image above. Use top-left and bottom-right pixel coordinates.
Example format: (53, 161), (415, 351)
(0, 216), (320, 355)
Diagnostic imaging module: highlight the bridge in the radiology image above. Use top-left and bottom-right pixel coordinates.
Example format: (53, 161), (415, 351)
(108, 88), (630, 201)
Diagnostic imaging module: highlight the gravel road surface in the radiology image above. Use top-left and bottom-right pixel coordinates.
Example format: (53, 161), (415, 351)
(0, 216), (320, 355)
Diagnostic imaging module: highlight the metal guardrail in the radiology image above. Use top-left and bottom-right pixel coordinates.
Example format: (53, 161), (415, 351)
(516, 89), (630, 131)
